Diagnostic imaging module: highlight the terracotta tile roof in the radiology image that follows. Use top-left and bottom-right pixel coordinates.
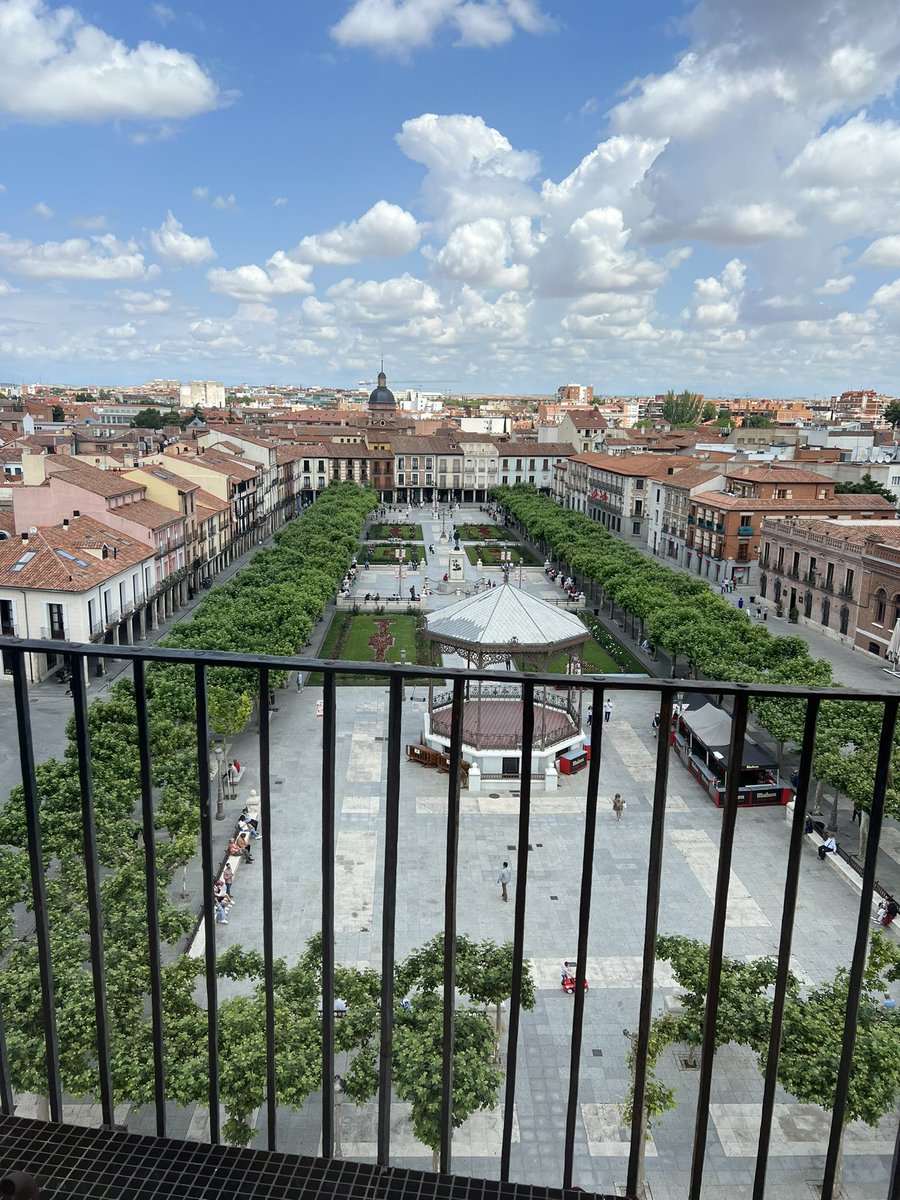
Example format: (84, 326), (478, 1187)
(0, 519), (152, 592)
(195, 489), (230, 515)
(661, 465), (723, 489)
(695, 491), (897, 512)
(725, 465), (835, 484)
(570, 452), (696, 477)
(495, 442), (577, 456)
(115, 499), (185, 530)
(46, 457), (142, 499)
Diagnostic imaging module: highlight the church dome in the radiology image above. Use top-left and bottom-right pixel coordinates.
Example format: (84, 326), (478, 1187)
(368, 369), (396, 410)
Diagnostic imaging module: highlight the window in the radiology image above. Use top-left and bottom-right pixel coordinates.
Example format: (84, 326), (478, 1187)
(411, 457), (419, 469)
(777, 547), (785, 569)
(636, 479), (644, 490)
(844, 569), (855, 597)
(869, 641), (881, 655)
(840, 606), (850, 635)
(48, 602), (65, 637)
(792, 551), (800, 575)
(529, 459), (535, 470)
(875, 591), (887, 624)
(821, 599), (831, 627)
(825, 562), (834, 589)
(503, 459), (509, 469)
(425, 458), (433, 470)
(632, 521), (642, 535)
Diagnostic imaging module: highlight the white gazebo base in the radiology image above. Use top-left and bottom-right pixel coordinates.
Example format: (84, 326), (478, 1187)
(422, 703), (583, 782)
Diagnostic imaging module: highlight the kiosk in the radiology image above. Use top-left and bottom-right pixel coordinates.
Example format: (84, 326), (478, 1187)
(672, 701), (788, 807)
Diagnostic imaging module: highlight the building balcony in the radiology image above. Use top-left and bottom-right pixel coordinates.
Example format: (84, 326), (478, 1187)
(0, 636), (892, 1200)
(0, 621), (17, 637)
(687, 514), (695, 524)
(40, 626), (70, 641)
(737, 525), (754, 537)
(714, 523), (725, 534)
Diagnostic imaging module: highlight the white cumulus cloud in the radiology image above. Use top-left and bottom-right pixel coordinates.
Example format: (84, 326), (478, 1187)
(149, 211), (215, 265)
(294, 200), (421, 265)
(211, 193), (237, 211)
(0, 231), (146, 279)
(33, 200), (53, 218)
(330, 0), (553, 55)
(858, 235), (900, 270)
(0, 0), (221, 122)
(207, 251), (314, 302)
(115, 287), (172, 314)
(686, 258), (746, 327)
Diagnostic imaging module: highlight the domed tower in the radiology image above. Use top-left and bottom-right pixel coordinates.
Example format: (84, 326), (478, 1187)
(368, 364), (396, 413)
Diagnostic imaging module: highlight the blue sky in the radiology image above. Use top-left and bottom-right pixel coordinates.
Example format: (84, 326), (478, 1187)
(1, 0), (900, 396)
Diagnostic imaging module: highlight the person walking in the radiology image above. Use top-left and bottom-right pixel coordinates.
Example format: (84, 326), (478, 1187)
(497, 861), (511, 902)
(613, 793), (624, 822)
(222, 862), (235, 899)
(603, 698), (613, 724)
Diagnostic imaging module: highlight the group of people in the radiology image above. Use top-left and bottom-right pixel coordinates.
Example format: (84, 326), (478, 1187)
(217, 807), (263, 924)
(719, 578), (738, 594)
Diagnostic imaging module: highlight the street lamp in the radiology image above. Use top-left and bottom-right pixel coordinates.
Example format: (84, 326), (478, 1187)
(212, 742), (226, 821)
(830, 741), (857, 832)
(400, 648), (407, 702)
(396, 545), (405, 591)
(500, 543), (511, 582)
(333, 1074), (344, 1159)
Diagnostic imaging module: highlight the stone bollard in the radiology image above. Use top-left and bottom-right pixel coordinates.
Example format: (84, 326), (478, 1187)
(468, 763), (482, 795)
(544, 765), (558, 794)
(245, 788), (260, 820)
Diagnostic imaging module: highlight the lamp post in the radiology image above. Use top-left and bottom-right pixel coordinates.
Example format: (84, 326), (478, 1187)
(333, 1074), (344, 1159)
(830, 741), (857, 832)
(396, 545), (405, 591)
(501, 544), (511, 582)
(400, 648), (407, 702)
(212, 742), (226, 821)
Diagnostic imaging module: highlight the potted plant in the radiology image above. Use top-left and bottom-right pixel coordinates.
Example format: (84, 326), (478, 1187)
(775, 603), (784, 618)
(788, 606), (800, 623)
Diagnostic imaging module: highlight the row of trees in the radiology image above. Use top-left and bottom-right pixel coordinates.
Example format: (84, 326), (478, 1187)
(626, 934), (900, 1196)
(492, 486), (899, 828)
(0, 483), (378, 1132)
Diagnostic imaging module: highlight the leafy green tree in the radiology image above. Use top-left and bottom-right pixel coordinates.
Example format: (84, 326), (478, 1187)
(661, 389), (703, 427)
(130, 407), (166, 429)
(742, 414), (773, 428)
(834, 473), (897, 505)
(775, 932), (900, 1194)
(882, 402), (900, 429)
(700, 402), (718, 422)
(51, 404), (66, 422)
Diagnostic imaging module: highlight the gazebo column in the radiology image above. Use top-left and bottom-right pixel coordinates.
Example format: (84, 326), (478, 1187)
(476, 649), (482, 751)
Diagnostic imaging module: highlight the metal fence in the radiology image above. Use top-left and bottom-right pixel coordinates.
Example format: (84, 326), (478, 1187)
(1, 635), (899, 1200)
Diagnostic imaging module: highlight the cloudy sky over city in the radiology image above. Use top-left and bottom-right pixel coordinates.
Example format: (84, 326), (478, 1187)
(1, 0), (900, 393)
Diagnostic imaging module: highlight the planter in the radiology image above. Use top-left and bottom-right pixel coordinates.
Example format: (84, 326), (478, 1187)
(788, 608), (799, 624)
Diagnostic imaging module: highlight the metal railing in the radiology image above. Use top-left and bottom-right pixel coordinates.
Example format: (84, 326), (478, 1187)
(0, 635), (899, 1200)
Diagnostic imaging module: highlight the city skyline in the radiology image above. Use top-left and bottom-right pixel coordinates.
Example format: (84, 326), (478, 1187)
(1, 0), (900, 394)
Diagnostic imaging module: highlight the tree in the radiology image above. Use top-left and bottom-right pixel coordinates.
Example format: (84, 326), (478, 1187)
(834, 473), (897, 505)
(775, 932), (900, 1195)
(882, 402), (900, 429)
(661, 389), (703, 427)
(51, 404), (66, 422)
(742, 414), (773, 428)
(700, 402), (718, 423)
(130, 407), (166, 430)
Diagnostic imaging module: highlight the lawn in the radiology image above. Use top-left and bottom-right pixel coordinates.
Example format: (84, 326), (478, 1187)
(464, 543), (540, 567)
(363, 543), (427, 564)
(455, 523), (507, 540)
(519, 637), (622, 675)
(368, 523), (424, 541)
(309, 614), (440, 685)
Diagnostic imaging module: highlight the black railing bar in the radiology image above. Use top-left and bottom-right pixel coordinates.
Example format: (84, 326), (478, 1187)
(320, 670), (337, 1159)
(888, 1113), (900, 1200)
(9, 648), (61, 1120)
(0, 1005), (12, 1118)
(133, 659), (166, 1137)
(822, 697), (899, 1200)
(500, 680), (536, 1182)
(626, 689), (675, 1197)
(1, 636), (893, 703)
(193, 663), (220, 1145)
(688, 690), (750, 1200)
(377, 674), (404, 1167)
(563, 682), (604, 1191)
(258, 668), (277, 1152)
(69, 662), (115, 1128)
(752, 697), (820, 1200)
(439, 676), (465, 1175)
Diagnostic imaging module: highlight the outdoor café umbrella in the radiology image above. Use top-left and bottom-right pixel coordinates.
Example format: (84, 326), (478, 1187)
(887, 617), (900, 664)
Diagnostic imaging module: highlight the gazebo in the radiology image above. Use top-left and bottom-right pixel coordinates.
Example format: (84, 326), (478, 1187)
(421, 583), (589, 778)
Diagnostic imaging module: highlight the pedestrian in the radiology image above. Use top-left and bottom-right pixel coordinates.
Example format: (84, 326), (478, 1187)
(652, 712), (660, 738)
(763, 610), (768, 622)
(885, 900), (900, 927)
(874, 900), (888, 926)
(603, 698), (613, 724)
(737, 597), (744, 610)
(756, 605), (762, 621)
(586, 704), (592, 727)
(613, 793), (624, 822)
(297, 670), (304, 692)
(497, 861), (511, 902)
(818, 834), (837, 861)
(852, 804), (861, 824)
(223, 862), (234, 898)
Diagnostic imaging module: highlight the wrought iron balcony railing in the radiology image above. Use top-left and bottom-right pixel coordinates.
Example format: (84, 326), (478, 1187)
(0, 636), (898, 1200)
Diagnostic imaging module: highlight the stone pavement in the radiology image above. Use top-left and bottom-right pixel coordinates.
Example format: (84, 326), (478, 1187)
(196, 663), (895, 1199)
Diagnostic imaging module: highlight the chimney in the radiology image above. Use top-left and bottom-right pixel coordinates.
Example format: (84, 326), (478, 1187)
(62, 518), (69, 530)
(72, 510), (80, 519)
(21, 532), (28, 542)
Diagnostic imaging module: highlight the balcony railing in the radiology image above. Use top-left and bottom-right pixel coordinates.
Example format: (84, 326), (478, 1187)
(737, 525), (755, 536)
(39, 626), (69, 641)
(0, 636), (898, 1200)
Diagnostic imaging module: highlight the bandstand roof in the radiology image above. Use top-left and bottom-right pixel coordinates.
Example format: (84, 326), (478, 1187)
(424, 584), (588, 651)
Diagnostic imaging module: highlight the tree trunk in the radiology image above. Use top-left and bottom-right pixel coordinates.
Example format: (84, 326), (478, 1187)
(822, 1126), (845, 1198)
(432, 1149), (439, 1174)
(633, 1103), (650, 1200)
(858, 811), (868, 859)
(813, 778), (824, 816)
